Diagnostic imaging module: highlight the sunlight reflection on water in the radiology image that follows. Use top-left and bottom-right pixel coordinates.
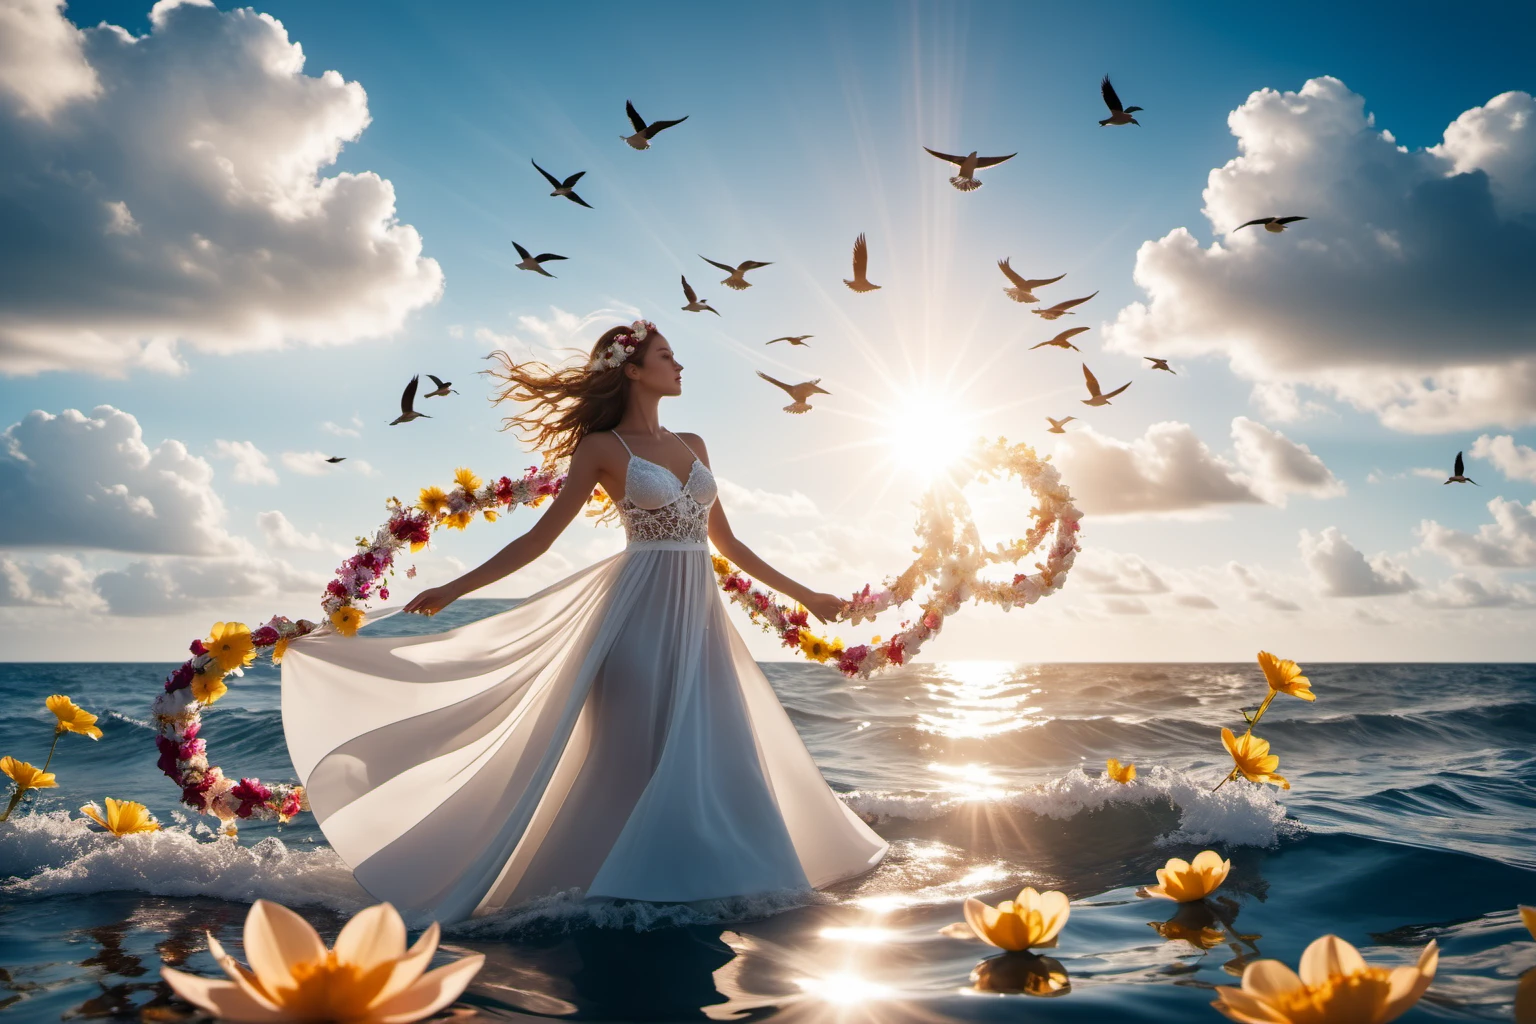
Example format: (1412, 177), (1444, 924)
(916, 661), (1046, 739)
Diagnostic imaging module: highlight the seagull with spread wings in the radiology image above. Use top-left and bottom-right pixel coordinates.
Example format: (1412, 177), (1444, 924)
(997, 260), (1065, 303)
(1099, 75), (1143, 126)
(1030, 327), (1090, 351)
(423, 374), (458, 397)
(1444, 451), (1478, 485)
(923, 147), (1017, 191)
(680, 275), (719, 315)
(767, 335), (813, 346)
(844, 233), (881, 292)
(1033, 290), (1099, 321)
(531, 160), (592, 208)
(1046, 416), (1076, 434)
(511, 241), (567, 277)
(325, 456), (346, 463)
(701, 255), (772, 291)
(757, 371), (830, 414)
(621, 100), (688, 150)
(1081, 364), (1131, 407)
(1145, 357), (1176, 374)
(1235, 216), (1308, 234)
(389, 376), (431, 425)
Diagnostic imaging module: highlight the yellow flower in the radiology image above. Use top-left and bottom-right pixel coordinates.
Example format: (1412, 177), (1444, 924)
(711, 554), (732, 576)
(444, 511), (473, 531)
(206, 621), (256, 674)
(191, 668), (228, 705)
(417, 486), (449, 516)
(482, 508), (498, 522)
(963, 888), (1070, 951)
(1222, 727), (1290, 790)
(80, 797), (160, 836)
(453, 467), (481, 493)
(1144, 850), (1231, 902)
(1522, 905), (1536, 939)
(331, 607), (365, 637)
(272, 638), (290, 665)
(45, 694), (103, 740)
(1258, 651), (1315, 701)
(1106, 758), (1137, 784)
(1212, 934), (1437, 1024)
(798, 632), (832, 662)
(161, 899), (485, 1024)
(410, 539), (428, 553)
(2, 755), (57, 792)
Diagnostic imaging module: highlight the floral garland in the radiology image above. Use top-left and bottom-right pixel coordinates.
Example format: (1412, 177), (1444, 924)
(711, 436), (1081, 678)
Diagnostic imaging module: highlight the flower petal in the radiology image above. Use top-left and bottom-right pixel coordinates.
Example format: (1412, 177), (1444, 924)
(160, 968), (291, 1022)
(335, 903), (408, 970)
(242, 899), (326, 994)
(1210, 984), (1292, 1024)
(1380, 940), (1438, 1023)
(963, 899), (1001, 948)
(371, 923), (441, 1007)
(205, 930), (279, 1008)
(360, 954), (485, 1024)
(1241, 959), (1304, 1004)
(1298, 934), (1368, 990)
(1522, 906), (1536, 941)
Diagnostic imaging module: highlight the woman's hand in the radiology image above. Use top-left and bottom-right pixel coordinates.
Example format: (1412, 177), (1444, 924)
(402, 584), (461, 618)
(802, 591), (848, 625)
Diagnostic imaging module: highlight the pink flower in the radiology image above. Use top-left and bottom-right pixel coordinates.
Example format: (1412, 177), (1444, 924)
(406, 566), (417, 578)
(837, 645), (871, 674)
(326, 580), (349, 599)
(164, 662), (195, 692)
(379, 588), (390, 601)
(922, 609), (942, 630)
(231, 778), (273, 818)
(178, 737), (207, 760)
(724, 575), (751, 593)
(279, 790), (303, 820)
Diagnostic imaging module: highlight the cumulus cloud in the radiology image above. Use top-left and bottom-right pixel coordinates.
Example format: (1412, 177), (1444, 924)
(0, 406), (233, 554)
(0, 553), (103, 609)
(1417, 497), (1536, 568)
(212, 439), (277, 485)
(1300, 526), (1419, 597)
(321, 416), (363, 439)
(1227, 561), (1301, 612)
(92, 546), (323, 616)
(0, 0), (442, 376)
(257, 509), (339, 553)
(1470, 434), (1536, 483)
(1072, 550), (1170, 595)
(1230, 416), (1344, 503)
(1104, 78), (1536, 432)
(1416, 574), (1536, 610)
(716, 478), (819, 518)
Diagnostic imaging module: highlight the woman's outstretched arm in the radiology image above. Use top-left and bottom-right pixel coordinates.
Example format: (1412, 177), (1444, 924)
(402, 435), (606, 616)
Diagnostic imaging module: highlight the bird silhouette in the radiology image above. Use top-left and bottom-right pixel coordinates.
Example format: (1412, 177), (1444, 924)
(844, 233), (881, 292)
(701, 255), (772, 291)
(1235, 216), (1308, 234)
(531, 160), (592, 208)
(389, 376), (431, 425)
(423, 374), (457, 397)
(1033, 290), (1099, 320)
(1444, 451), (1478, 485)
(757, 370), (830, 414)
(923, 147), (1016, 191)
(325, 456), (346, 463)
(511, 241), (567, 277)
(1046, 416), (1076, 434)
(1031, 327), (1090, 351)
(767, 335), (813, 346)
(998, 260), (1066, 303)
(622, 100), (688, 150)
(1145, 357), (1176, 374)
(680, 275), (719, 315)
(1099, 75), (1143, 126)
(1081, 364), (1131, 406)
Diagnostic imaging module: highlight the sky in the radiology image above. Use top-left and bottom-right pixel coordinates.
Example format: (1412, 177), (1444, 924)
(2, 0), (1535, 661)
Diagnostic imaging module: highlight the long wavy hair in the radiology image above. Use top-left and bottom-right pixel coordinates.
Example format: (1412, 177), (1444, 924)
(482, 324), (658, 463)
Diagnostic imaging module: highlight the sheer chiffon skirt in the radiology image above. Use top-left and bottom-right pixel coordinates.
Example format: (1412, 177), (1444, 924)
(281, 540), (888, 926)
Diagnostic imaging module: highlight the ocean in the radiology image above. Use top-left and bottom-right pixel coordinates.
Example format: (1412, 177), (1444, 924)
(1, 598), (1533, 1022)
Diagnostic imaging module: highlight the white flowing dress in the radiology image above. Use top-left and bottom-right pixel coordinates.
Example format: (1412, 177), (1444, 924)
(281, 431), (887, 926)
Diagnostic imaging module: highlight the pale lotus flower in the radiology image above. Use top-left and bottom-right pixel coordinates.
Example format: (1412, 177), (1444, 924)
(1212, 934), (1437, 1024)
(161, 899), (484, 1023)
(1144, 850), (1231, 902)
(963, 888), (1070, 951)
(80, 798), (160, 835)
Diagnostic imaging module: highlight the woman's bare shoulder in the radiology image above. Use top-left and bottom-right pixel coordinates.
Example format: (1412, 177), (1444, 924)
(573, 430), (626, 467)
(677, 431), (711, 463)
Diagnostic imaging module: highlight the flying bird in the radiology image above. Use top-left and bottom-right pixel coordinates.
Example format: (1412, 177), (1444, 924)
(1444, 451), (1478, 485)
(1099, 75), (1143, 126)
(389, 375), (431, 425)
(1081, 364), (1131, 407)
(423, 374), (457, 397)
(1031, 327), (1090, 351)
(511, 241), (567, 277)
(1145, 357), (1176, 374)
(325, 456), (346, 463)
(757, 370), (830, 414)
(531, 160), (592, 208)
(1046, 416), (1075, 434)
(1235, 216), (1308, 234)
(844, 233), (881, 292)
(923, 147), (1016, 191)
(680, 275), (719, 315)
(701, 256), (772, 291)
(1033, 290), (1099, 320)
(767, 335), (813, 346)
(622, 100), (688, 150)
(998, 260), (1065, 303)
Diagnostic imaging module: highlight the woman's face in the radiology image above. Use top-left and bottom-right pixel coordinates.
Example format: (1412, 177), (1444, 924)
(626, 334), (683, 396)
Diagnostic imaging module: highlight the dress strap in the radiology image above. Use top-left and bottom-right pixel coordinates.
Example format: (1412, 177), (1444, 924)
(668, 429), (701, 462)
(610, 431), (635, 456)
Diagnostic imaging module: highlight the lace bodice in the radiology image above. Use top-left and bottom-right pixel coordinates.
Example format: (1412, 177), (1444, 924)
(611, 432), (717, 545)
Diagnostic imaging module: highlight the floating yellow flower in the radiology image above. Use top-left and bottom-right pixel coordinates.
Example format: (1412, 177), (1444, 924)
(1144, 850), (1231, 902)
(1222, 727), (1290, 790)
(272, 638), (290, 665)
(2, 755), (57, 792)
(1212, 934), (1437, 1024)
(1106, 758), (1136, 784)
(45, 694), (103, 740)
(799, 632), (832, 663)
(206, 622), (256, 673)
(192, 668), (228, 705)
(81, 797), (161, 836)
(1258, 651), (1315, 702)
(331, 607), (365, 637)
(444, 511), (474, 531)
(160, 899), (484, 1024)
(417, 486), (449, 516)
(453, 467), (481, 493)
(963, 888), (1070, 951)
(1522, 905), (1536, 940)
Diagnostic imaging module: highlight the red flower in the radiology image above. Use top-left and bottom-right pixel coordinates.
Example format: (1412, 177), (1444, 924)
(388, 514), (431, 546)
(279, 791), (303, 819)
(782, 627), (801, 648)
(189, 639), (207, 656)
(326, 579), (349, 599)
(178, 737), (206, 760)
(724, 575), (751, 593)
(837, 644), (871, 674)
(156, 737), (180, 780)
(786, 607), (809, 627)
(752, 592), (771, 611)
(922, 609), (942, 630)
(495, 476), (516, 504)
(379, 588), (390, 601)
(885, 636), (906, 665)
(164, 661), (195, 692)
(231, 778), (273, 818)
(250, 626), (279, 647)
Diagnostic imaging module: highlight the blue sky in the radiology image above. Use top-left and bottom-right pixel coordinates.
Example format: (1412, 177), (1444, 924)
(2, 0), (1534, 660)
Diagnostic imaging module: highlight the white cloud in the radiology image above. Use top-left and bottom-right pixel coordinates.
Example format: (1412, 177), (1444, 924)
(1230, 416), (1344, 504)
(1072, 550), (1170, 595)
(92, 545), (324, 616)
(1416, 574), (1536, 610)
(1227, 561), (1302, 612)
(1300, 526), (1418, 597)
(281, 450), (336, 476)
(715, 478), (819, 518)
(1417, 497), (1536, 568)
(0, 554), (104, 610)
(1102, 597), (1150, 616)
(0, 0), (442, 376)
(1470, 434), (1536, 483)
(1173, 593), (1219, 610)
(0, 406), (233, 554)
(322, 416), (363, 439)
(1104, 78), (1536, 432)
(257, 509), (338, 553)
(212, 439), (277, 485)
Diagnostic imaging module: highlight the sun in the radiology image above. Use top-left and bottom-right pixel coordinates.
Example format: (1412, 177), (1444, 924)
(877, 387), (983, 483)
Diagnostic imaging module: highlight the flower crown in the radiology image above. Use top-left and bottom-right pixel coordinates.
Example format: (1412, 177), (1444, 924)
(587, 319), (656, 371)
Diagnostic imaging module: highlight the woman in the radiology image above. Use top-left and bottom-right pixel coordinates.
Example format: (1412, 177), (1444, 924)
(280, 319), (888, 926)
